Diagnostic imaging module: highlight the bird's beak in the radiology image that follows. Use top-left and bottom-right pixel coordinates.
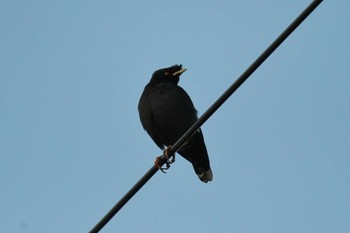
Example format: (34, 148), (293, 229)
(173, 68), (187, 76)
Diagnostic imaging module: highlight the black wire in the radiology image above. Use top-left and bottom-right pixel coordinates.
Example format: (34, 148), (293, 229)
(89, 1), (323, 232)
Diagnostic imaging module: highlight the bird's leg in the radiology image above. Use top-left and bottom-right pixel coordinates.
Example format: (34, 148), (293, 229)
(154, 145), (174, 173)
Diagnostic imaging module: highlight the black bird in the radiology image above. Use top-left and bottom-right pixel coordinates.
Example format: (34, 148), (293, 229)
(138, 64), (213, 183)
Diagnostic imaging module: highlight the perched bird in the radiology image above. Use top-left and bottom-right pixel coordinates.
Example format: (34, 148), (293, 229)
(138, 64), (213, 183)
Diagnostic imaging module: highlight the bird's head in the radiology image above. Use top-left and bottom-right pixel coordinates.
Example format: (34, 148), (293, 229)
(149, 64), (187, 85)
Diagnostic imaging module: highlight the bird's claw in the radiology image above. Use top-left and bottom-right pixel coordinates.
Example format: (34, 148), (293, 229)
(154, 145), (175, 173)
(154, 156), (170, 173)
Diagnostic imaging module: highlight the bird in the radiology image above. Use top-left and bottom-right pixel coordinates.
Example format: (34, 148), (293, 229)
(138, 64), (213, 183)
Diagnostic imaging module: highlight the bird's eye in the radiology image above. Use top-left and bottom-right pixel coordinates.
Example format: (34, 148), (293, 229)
(164, 72), (169, 76)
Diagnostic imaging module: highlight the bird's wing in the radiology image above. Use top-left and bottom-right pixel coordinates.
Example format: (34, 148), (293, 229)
(138, 88), (166, 149)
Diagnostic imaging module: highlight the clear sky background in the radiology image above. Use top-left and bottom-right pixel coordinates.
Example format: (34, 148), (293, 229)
(1, 1), (349, 233)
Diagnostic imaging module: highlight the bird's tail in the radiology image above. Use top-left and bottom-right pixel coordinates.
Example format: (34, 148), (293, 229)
(195, 166), (213, 183)
(177, 129), (213, 183)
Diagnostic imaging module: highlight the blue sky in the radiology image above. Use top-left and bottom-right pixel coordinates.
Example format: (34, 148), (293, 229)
(1, 1), (349, 232)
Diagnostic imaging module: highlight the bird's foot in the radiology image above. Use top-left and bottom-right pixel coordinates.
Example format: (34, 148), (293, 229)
(154, 155), (170, 173)
(163, 145), (175, 164)
(154, 145), (175, 173)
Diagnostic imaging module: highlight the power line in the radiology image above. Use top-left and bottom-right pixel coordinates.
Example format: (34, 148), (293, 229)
(89, 1), (323, 232)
